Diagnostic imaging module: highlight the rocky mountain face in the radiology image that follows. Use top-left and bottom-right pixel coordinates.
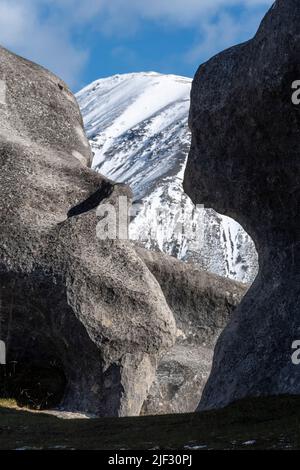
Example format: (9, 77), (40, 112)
(77, 73), (258, 284)
(0, 45), (177, 417)
(184, 0), (300, 410)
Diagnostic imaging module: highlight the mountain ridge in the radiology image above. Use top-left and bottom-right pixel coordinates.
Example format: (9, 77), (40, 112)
(77, 72), (258, 283)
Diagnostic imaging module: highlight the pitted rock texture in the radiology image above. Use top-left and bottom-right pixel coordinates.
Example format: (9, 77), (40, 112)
(0, 45), (176, 416)
(138, 249), (246, 414)
(142, 344), (213, 416)
(184, 0), (300, 410)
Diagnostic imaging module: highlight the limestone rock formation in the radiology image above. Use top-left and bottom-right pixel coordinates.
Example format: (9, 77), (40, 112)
(184, 0), (300, 410)
(138, 249), (246, 414)
(0, 45), (176, 416)
(142, 343), (213, 415)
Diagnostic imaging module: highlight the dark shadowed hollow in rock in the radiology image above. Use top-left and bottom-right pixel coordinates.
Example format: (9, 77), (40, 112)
(0, 272), (103, 411)
(184, 0), (300, 410)
(1, 364), (66, 410)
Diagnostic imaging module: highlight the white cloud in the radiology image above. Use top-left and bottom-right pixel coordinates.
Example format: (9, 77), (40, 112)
(0, 2), (29, 46)
(0, 0), (275, 86)
(0, 0), (91, 86)
(98, 0), (274, 72)
(98, 0), (274, 29)
(185, 8), (268, 65)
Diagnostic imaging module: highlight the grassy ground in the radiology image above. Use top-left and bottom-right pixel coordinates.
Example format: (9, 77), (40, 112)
(0, 395), (300, 450)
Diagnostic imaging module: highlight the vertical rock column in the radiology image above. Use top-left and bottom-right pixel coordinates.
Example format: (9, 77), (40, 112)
(184, 0), (300, 410)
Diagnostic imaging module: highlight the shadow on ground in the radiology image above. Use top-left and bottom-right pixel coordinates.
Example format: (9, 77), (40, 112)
(0, 396), (300, 450)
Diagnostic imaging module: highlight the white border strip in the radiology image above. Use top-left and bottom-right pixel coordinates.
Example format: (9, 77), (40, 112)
(0, 80), (6, 105)
(0, 340), (6, 365)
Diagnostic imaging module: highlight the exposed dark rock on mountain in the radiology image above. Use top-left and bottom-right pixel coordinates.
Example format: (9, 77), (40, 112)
(138, 249), (246, 414)
(0, 45), (176, 416)
(77, 73), (258, 284)
(184, 0), (300, 410)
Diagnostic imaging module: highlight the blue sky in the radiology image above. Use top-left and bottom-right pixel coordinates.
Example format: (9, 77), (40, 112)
(0, 0), (274, 91)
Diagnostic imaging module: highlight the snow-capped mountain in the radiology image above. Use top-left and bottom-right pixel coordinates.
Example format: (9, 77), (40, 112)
(77, 72), (258, 283)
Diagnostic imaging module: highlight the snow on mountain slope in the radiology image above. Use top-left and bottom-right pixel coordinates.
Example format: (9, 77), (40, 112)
(77, 72), (190, 200)
(77, 72), (258, 283)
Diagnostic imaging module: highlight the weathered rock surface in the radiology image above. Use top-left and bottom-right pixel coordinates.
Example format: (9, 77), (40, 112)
(142, 343), (213, 415)
(137, 249), (246, 414)
(0, 45), (176, 416)
(184, 0), (300, 410)
(138, 248), (245, 347)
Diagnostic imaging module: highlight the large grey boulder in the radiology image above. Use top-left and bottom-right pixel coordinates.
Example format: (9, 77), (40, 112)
(184, 0), (300, 410)
(138, 249), (246, 414)
(141, 343), (213, 415)
(0, 46), (176, 416)
(138, 248), (245, 347)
